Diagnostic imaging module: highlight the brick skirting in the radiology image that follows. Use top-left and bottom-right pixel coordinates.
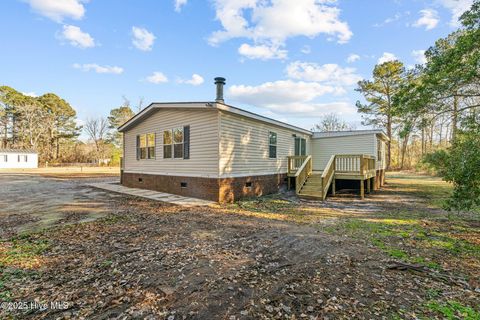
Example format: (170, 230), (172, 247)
(122, 172), (287, 203)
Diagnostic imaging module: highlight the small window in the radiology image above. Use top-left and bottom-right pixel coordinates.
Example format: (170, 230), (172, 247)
(0, 155), (6, 162)
(269, 131), (277, 159)
(17, 155), (20, 162)
(173, 127), (184, 159)
(147, 133), (155, 159)
(139, 135), (147, 159)
(138, 133), (155, 160)
(245, 181), (252, 188)
(163, 130), (172, 158)
(180, 182), (187, 188)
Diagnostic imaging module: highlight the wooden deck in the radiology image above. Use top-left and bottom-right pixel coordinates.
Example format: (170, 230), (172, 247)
(288, 154), (380, 200)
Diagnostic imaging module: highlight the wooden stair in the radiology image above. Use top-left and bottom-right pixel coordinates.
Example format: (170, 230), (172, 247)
(289, 154), (377, 201)
(298, 173), (323, 199)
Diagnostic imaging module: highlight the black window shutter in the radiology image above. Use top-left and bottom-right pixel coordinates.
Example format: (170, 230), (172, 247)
(183, 125), (190, 159)
(136, 135), (140, 160)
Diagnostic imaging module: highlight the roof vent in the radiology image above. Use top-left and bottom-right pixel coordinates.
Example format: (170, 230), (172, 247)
(214, 77), (226, 103)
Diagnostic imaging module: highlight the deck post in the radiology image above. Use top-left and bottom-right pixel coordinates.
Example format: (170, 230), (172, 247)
(332, 178), (336, 196)
(288, 177), (291, 190)
(360, 180), (364, 199)
(367, 178), (371, 194)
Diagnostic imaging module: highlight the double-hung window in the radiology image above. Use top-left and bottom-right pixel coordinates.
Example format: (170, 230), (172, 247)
(173, 128), (184, 158)
(269, 131), (277, 159)
(163, 130), (173, 158)
(137, 133), (155, 160)
(163, 126), (190, 159)
(147, 133), (155, 159)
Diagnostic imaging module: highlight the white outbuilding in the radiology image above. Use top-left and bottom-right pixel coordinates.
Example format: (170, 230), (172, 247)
(0, 149), (39, 169)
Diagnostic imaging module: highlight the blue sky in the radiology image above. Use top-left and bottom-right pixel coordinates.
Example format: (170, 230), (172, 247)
(0, 0), (473, 134)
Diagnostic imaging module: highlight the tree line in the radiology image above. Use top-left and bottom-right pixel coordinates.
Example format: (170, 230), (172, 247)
(355, 0), (479, 210)
(0, 86), (135, 165)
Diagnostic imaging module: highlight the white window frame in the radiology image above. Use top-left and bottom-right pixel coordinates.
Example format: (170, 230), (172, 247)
(269, 131), (277, 159)
(173, 127), (184, 159)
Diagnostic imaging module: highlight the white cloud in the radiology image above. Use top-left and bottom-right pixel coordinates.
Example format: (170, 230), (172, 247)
(229, 80), (355, 116)
(438, 0), (473, 26)
(178, 74), (204, 86)
(256, 101), (355, 116)
(131, 26), (156, 51)
(238, 43), (287, 60)
(229, 80), (343, 106)
(373, 12), (403, 27)
(413, 9), (439, 30)
(59, 25), (95, 48)
(301, 45), (311, 54)
(286, 61), (361, 86)
(377, 52), (397, 64)
(146, 72), (168, 84)
(209, 0), (352, 58)
(174, 0), (188, 12)
(412, 49), (427, 64)
(346, 53), (360, 63)
(24, 0), (86, 22)
(73, 63), (123, 74)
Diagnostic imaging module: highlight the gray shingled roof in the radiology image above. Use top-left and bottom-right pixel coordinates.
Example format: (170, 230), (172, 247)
(312, 130), (389, 141)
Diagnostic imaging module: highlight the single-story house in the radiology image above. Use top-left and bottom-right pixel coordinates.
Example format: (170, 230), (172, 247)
(0, 149), (38, 169)
(118, 77), (388, 203)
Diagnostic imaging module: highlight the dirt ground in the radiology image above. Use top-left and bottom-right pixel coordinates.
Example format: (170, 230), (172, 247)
(0, 174), (119, 238)
(0, 173), (479, 319)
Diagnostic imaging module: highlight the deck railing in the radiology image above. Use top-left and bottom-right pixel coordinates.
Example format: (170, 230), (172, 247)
(321, 155), (336, 200)
(287, 155), (308, 175)
(335, 154), (375, 175)
(288, 154), (376, 199)
(287, 155), (312, 194)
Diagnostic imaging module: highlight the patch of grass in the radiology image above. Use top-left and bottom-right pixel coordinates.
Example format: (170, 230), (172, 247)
(101, 214), (129, 225)
(100, 260), (113, 268)
(411, 256), (441, 270)
(426, 300), (480, 320)
(386, 248), (408, 260)
(0, 236), (49, 269)
(0, 268), (32, 302)
(423, 233), (480, 257)
(370, 235), (411, 260)
(233, 195), (295, 213)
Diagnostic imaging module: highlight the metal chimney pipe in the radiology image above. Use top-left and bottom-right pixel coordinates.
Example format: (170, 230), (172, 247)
(214, 77), (226, 103)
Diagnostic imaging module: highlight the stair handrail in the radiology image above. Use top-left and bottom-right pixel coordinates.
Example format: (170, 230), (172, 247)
(294, 155), (312, 194)
(321, 155), (336, 200)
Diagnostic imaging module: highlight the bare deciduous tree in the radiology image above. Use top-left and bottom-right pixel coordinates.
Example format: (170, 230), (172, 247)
(84, 117), (109, 162)
(312, 113), (353, 132)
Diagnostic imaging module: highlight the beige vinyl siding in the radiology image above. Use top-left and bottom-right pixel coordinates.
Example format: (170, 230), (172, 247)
(219, 111), (311, 177)
(311, 134), (376, 171)
(124, 108), (219, 177)
(374, 136), (388, 170)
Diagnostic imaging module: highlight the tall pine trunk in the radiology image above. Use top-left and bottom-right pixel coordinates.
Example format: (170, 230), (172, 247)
(386, 114), (392, 169)
(452, 95), (458, 141)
